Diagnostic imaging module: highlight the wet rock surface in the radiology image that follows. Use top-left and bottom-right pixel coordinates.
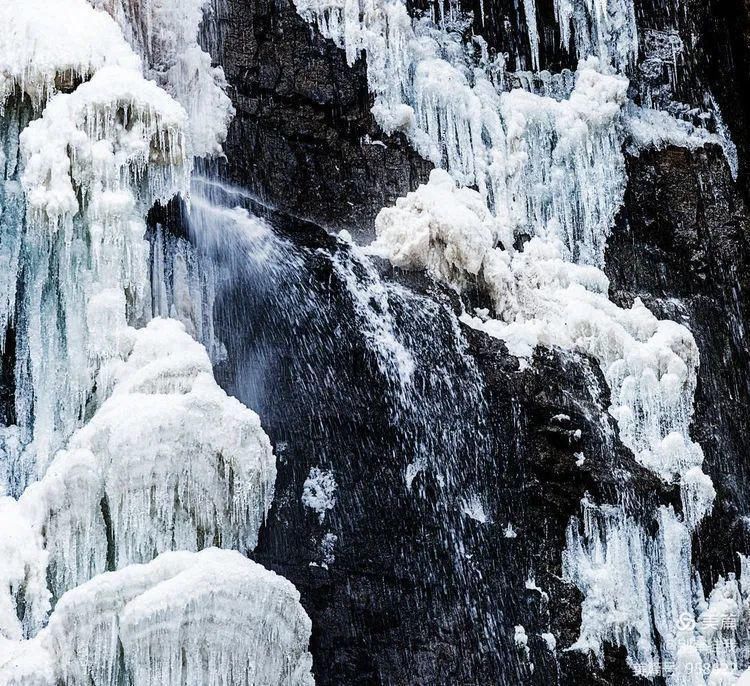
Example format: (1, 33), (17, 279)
(210, 0), (750, 684)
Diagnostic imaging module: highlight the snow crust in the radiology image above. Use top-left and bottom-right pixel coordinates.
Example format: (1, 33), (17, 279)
(0, 549), (314, 686)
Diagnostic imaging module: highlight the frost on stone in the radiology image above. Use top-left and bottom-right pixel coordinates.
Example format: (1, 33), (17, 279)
(514, 625), (530, 660)
(302, 467), (338, 524)
(461, 493), (491, 523)
(320, 533), (337, 567)
(624, 103), (736, 166)
(0, 549), (314, 686)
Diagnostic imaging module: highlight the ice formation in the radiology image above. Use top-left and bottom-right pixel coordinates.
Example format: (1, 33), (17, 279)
(0, 319), (278, 638)
(293, 0), (729, 275)
(302, 467), (338, 524)
(0, 549), (314, 686)
(295, 0), (632, 267)
(89, 0), (235, 156)
(564, 502), (750, 682)
(370, 168), (728, 678)
(1, 1), (313, 684)
(0, 0), (234, 481)
(371, 169), (714, 526)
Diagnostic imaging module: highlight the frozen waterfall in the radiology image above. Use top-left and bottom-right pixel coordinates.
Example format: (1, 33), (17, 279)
(291, 0), (748, 682)
(0, 0), (313, 683)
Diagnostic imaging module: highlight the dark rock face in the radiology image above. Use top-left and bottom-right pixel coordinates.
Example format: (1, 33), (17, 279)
(216, 0), (431, 238)
(211, 0), (750, 684)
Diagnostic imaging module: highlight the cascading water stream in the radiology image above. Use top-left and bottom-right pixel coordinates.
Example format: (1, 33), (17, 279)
(149, 173), (562, 678)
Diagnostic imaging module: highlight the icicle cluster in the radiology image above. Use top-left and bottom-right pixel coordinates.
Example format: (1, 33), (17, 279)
(564, 501), (750, 683)
(89, 0), (235, 156)
(0, 549), (314, 686)
(0, 0), (235, 483)
(0, 319), (276, 632)
(549, 0), (638, 71)
(17, 68), (190, 476)
(294, 0), (633, 267)
(1, 0), (186, 480)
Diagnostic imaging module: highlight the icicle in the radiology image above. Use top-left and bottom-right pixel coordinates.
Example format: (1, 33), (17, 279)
(88, 0), (235, 157)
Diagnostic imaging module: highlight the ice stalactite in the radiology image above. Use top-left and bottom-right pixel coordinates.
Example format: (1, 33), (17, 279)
(1, 1), (313, 684)
(0, 549), (314, 686)
(17, 68), (190, 476)
(1, 0), (195, 481)
(0, 319), (278, 634)
(1, 0), (235, 482)
(550, 0), (638, 71)
(564, 503), (750, 682)
(88, 0), (235, 157)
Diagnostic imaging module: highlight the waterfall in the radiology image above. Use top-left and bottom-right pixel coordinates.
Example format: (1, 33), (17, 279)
(2, 0), (748, 683)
